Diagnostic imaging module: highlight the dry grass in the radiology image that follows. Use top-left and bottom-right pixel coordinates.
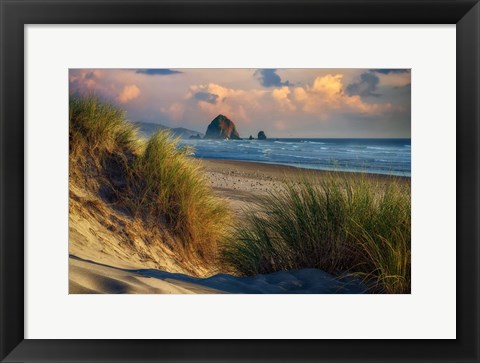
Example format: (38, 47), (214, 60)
(127, 132), (230, 260)
(69, 96), (230, 267)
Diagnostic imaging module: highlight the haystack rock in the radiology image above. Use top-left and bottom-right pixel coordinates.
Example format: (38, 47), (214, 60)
(258, 131), (267, 140)
(204, 114), (241, 140)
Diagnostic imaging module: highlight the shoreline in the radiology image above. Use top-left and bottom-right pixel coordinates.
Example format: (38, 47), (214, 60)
(197, 157), (410, 179)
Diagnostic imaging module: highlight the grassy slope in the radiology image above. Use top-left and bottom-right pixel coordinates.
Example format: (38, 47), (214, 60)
(69, 96), (230, 277)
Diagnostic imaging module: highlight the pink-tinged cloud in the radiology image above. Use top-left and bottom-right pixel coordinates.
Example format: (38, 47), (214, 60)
(186, 74), (387, 126)
(187, 83), (267, 123)
(172, 73), (399, 137)
(68, 68), (410, 138)
(117, 85), (140, 103)
(69, 70), (104, 93)
(272, 87), (296, 112)
(292, 74), (387, 116)
(162, 102), (185, 121)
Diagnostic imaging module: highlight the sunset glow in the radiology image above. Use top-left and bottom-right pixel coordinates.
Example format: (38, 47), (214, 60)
(69, 68), (410, 138)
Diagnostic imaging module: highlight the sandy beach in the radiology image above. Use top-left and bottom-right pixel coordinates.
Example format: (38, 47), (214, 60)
(201, 158), (409, 217)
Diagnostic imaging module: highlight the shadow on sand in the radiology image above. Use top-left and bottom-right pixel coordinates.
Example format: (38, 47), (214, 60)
(69, 255), (367, 294)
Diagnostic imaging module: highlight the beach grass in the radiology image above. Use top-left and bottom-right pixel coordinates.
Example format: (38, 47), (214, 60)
(222, 174), (411, 293)
(69, 95), (230, 263)
(128, 132), (230, 258)
(69, 95), (140, 158)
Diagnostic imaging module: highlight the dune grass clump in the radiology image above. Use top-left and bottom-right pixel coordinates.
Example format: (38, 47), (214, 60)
(128, 132), (230, 258)
(69, 96), (140, 160)
(222, 175), (411, 293)
(69, 95), (230, 264)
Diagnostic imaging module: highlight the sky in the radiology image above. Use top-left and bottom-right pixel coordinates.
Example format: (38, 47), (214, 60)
(69, 68), (411, 138)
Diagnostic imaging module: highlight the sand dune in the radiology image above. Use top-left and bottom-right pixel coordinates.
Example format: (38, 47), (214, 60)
(69, 255), (365, 294)
(69, 256), (222, 294)
(69, 159), (377, 294)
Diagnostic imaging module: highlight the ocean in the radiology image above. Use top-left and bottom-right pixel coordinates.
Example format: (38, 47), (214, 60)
(180, 138), (411, 177)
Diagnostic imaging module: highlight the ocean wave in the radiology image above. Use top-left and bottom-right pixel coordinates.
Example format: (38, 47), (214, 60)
(178, 139), (410, 176)
(273, 141), (295, 145)
(301, 140), (326, 145)
(277, 153), (319, 160)
(366, 146), (387, 150)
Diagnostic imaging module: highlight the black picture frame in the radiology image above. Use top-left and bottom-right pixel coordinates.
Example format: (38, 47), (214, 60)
(1, 0), (479, 362)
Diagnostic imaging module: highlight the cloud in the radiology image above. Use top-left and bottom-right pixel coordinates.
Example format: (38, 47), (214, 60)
(69, 69), (103, 93)
(346, 72), (380, 97)
(371, 69), (410, 74)
(293, 74), (387, 115)
(185, 83), (268, 123)
(394, 83), (411, 90)
(135, 69), (182, 76)
(377, 72), (411, 88)
(272, 86), (296, 111)
(68, 68), (409, 137)
(162, 102), (185, 121)
(117, 84), (140, 103)
(185, 74), (388, 130)
(254, 69), (290, 87)
(194, 91), (219, 104)
(84, 71), (97, 80)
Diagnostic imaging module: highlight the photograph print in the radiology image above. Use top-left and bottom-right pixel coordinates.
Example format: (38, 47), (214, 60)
(69, 68), (411, 294)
